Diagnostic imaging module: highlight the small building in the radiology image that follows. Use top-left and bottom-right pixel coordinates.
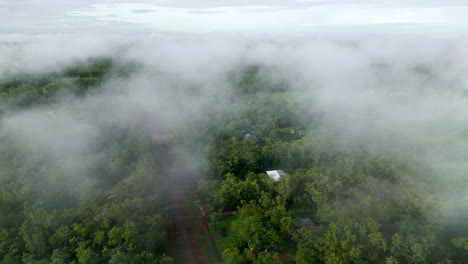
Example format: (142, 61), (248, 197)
(266, 170), (286, 182)
(243, 133), (258, 142)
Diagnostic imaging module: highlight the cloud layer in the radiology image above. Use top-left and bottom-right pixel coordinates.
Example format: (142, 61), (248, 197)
(0, 34), (467, 218)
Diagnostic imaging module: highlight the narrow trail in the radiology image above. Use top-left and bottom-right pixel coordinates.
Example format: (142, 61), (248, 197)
(190, 184), (221, 264)
(156, 141), (220, 264)
(165, 175), (205, 264)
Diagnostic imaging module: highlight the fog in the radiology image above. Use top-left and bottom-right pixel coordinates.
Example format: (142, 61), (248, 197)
(0, 34), (467, 221)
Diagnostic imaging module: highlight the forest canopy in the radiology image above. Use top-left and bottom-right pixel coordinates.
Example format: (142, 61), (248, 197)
(0, 36), (468, 264)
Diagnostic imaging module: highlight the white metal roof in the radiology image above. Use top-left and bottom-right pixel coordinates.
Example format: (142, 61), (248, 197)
(266, 170), (285, 182)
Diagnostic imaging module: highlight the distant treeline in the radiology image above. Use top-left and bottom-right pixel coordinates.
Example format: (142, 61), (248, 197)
(0, 58), (138, 114)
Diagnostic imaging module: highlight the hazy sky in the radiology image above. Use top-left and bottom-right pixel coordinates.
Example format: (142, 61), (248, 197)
(2, 0), (468, 37)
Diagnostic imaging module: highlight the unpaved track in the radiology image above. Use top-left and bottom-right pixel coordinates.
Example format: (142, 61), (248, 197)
(165, 175), (205, 264)
(156, 141), (218, 264)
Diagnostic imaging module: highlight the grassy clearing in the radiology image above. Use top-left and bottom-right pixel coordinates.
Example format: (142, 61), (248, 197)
(289, 207), (314, 220)
(208, 215), (237, 255)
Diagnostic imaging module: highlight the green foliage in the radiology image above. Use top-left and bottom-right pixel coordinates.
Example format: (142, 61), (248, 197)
(211, 137), (263, 176)
(0, 57), (138, 114)
(0, 86), (170, 263)
(210, 173), (262, 212)
(2, 61), (467, 264)
(0, 137), (169, 263)
(220, 193), (292, 263)
(201, 90), (467, 264)
(232, 65), (288, 94)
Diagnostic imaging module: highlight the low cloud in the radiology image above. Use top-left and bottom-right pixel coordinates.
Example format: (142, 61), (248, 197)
(1, 33), (467, 217)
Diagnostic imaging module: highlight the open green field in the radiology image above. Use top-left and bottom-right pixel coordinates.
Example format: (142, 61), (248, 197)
(208, 215), (237, 256)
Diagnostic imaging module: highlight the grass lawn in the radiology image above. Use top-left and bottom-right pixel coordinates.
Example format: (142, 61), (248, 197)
(208, 215), (237, 255)
(289, 207), (314, 220)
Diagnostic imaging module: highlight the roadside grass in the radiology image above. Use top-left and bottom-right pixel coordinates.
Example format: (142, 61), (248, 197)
(208, 215), (237, 255)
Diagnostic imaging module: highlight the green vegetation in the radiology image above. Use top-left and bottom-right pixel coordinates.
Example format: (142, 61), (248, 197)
(197, 70), (468, 263)
(0, 60), (170, 264)
(0, 58), (137, 114)
(209, 216), (236, 255)
(0, 60), (467, 264)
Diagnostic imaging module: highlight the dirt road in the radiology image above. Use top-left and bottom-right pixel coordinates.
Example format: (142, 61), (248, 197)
(157, 142), (220, 264)
(165, 175), (205, 264)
